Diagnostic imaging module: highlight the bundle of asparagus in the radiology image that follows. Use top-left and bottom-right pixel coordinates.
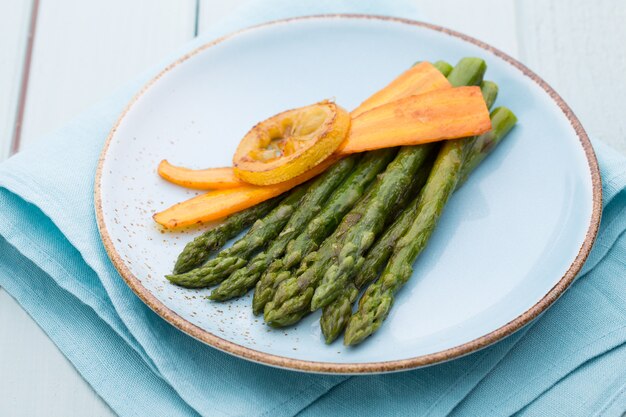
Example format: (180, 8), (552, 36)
(164, 57), (517, 346)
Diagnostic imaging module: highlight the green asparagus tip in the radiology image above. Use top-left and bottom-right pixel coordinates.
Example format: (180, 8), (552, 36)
(343, 315), (378, 346)
(264, 286), (314, 328)
(321, 313), (344, 344)
(207, 289), (224, 301)
(165, 273), (205, 289)
(311, 278), (343, 311)
(344, 288), (393, 346)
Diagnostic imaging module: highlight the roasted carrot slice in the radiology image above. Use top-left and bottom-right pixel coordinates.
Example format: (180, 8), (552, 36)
(154, 156), (339, 229)
(336, 86), (491, 155)
(351, 61), (451, 117)
(158, 160), (243, 190)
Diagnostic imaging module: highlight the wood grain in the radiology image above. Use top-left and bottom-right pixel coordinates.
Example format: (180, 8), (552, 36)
(517, 0), (626, 154)
(415, 0), (519, 57)
(0, 0), (34, 160)
(19, 0), (197, 147)
(0, 1), (197, 416)
(197, 0), (249, 34)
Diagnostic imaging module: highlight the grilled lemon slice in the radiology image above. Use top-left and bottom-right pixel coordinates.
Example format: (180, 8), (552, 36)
(233, 100), (350, 185)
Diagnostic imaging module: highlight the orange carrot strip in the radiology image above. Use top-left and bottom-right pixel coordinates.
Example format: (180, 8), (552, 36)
(351, 61), (451, 117)
(153, 156), (339, 229)
(336, 86), (491, 155)
(158, 160), (244, 190)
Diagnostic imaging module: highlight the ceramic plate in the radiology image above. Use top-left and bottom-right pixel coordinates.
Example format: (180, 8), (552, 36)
(95, 15), (601, 374)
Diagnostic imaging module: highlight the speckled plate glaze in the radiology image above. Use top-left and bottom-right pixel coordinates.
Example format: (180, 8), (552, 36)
(95, 15), (601, 374)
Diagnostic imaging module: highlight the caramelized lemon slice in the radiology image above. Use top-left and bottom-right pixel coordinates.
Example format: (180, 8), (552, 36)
(233, 100), (350, 185)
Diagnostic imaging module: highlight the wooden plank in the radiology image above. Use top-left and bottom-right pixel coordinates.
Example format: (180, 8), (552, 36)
(0, 0), (34, 160)
(1, 1), (197, 416)
(517, 0), (626, 154)
(197, 0), (520, 57)
(197, 0), (249, 34)
(416, 0), (520, 58)
(19, 0), (198, 147)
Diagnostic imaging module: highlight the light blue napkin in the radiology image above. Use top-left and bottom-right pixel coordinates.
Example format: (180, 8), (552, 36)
(1, 1), (625, 416)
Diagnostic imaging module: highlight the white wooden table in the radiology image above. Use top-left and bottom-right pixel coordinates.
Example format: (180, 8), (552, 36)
(1, 1), (625, 416)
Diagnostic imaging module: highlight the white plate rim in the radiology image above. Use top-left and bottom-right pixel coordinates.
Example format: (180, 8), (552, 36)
(94, 14), (602, 374)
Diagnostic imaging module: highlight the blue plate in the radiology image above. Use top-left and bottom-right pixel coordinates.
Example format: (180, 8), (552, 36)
(96, 15), (601, 373)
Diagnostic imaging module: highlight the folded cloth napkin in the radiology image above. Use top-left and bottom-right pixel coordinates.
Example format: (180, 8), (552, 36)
(1, 0), (626, 416)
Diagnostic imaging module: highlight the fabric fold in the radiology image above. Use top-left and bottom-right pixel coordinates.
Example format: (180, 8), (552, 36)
(0, 238), (200, 417)
(449, 233), (626, 416)
(0, 189), (156, 372)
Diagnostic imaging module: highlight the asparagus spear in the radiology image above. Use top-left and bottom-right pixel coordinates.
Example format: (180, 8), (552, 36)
(172, 196), (282, 274)
(254, 180), (388, 315)
(317, 160), (433, 340)
(251, 149), (396, 311)
(262, 189), (373, 326)
(320, 283), (359, 344)
(209, 155), (364, 300)
(251, 60), (453, 314)
(344, 106), (517, 346)
(213, 150), (396, 301)
(457, 81), (501, 185)
(263, 58), (485, 327)
(358, 80), (498, 290)
(311, 58), (489, 311)
(168, 156), (364, 289)
(310, 155), (433, 310)
(284, 150), (396, 268)
(165, 184), (309, 288)
(321, 81), (500, 343)
(263, 144), (437, 327)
